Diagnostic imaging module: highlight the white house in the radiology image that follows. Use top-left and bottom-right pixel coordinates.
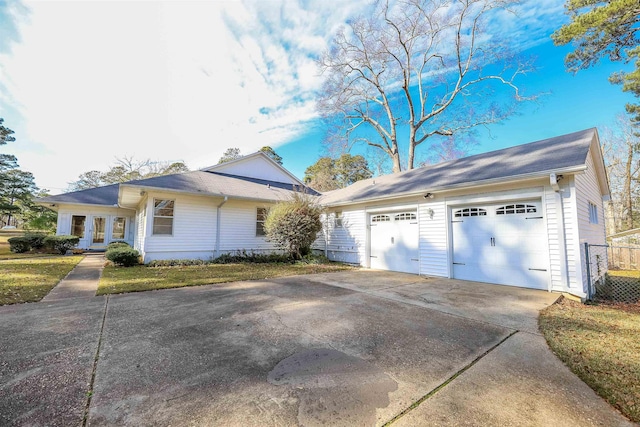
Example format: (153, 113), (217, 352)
(39, 128), (609, 299)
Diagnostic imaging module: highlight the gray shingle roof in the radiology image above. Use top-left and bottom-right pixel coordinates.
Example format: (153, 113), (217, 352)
(38, 184), (120, 206)
(38, 171), (318, 207)
(122, 170), (319, 201)
(320, 128), (597, 206)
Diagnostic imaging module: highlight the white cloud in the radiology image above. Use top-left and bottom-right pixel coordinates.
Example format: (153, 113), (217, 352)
(0, 0), (368, 192)
(0, 0), (566, 192)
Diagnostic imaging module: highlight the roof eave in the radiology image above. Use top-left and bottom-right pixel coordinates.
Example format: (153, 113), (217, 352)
(322, 165), (588, 207)
(34, 200), (132, 211)
(118, 183), (300, 204)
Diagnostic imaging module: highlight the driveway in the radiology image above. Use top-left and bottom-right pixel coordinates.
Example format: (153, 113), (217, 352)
(0, 271), (633, 426)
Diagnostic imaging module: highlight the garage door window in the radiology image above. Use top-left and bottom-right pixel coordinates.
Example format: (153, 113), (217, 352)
(371, 214), (391, 223)
(496, 204), (537, 215)
(454, 208), (487, 217)
(395, 213), (416, 221)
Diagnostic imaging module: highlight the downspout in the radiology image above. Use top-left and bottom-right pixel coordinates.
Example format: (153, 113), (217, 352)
(324, 210), (329, 258)
(551, 173), (570, 290)
(215, 196), (228, 258)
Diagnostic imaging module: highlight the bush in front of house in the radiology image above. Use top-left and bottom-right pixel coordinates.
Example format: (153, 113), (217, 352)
(7, 236), (31, 253)
(43, 235), (80, 255)
(264, 193), (323, 260)
(106, 247), (140, 267)
(24, 232), (49, 249)
(211, 250), (292, 264)
(106, 241), (130, 250)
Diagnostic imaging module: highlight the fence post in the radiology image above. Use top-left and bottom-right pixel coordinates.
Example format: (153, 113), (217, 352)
(584, 242), (592, 300)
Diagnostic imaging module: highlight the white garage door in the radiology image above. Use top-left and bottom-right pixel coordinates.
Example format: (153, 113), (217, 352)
(451, 200), (549, 290)
(370, 211), (419, 274)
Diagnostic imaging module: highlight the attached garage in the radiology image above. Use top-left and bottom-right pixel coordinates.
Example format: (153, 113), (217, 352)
(451, 200), (550, 290)
(369, 210), (419, 274)
(318, 128), (610, 299)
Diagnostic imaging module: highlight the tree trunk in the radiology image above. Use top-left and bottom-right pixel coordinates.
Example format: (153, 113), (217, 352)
(624, 142), (633, 230)
(391, 150), (402, 173)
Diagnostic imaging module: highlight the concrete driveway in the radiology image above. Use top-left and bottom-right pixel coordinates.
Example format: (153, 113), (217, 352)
(0, 270), (633, 426)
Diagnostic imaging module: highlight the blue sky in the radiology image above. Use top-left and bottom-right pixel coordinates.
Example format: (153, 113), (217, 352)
(0, 0), (635, 193)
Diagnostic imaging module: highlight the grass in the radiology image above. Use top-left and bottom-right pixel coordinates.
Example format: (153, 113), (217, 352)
(98, 262), (354, 295)
(539, 298), (640, 423)
(0, 256), (84, 305)
(0, 230), (54, 260)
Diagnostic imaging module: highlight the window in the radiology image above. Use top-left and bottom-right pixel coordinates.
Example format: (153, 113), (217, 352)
(395, 212), (417, 221)
(589, 202), (598, 224)
(335, 212), (343, 228)
(496, 204), (537, 215)
(71, 215), (86, 238)
(371, 214), (391, 223)
(454, 208), (487, 217)
(112, 217), (126, 240)
(256, 207), (268, 236)
(153, 199), (174, 235)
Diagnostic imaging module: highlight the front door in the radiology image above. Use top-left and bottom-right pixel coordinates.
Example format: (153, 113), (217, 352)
(92, 217), (106, 245)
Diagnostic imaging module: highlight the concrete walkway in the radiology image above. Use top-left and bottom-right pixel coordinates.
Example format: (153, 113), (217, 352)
(41, 253), (105, 302)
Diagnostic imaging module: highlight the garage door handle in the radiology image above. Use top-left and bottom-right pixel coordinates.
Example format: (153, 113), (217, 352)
(528, 268), (547, 271)
(453, 262), (465, 265)
(370, 255), (378, 258)
(526, 216), (543, 219)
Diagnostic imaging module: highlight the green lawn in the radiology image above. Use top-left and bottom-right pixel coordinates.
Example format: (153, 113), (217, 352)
(98, 262), (354, 295)
(539, 298), (640, 423)
(0, 256), (84, 305)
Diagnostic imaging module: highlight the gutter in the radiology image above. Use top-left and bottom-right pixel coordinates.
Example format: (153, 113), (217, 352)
(118, 184), (294, 205)
(215, 196), (228, 258)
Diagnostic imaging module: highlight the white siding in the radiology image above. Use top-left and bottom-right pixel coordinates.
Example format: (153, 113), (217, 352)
(574, 151), (607, 293)
(544, 185), (564, 291)
(322, 209), (366, 264)
(134, 198), (147, 255)
(208, 156), (298, 184)
(218, 200), (278, 253)
(418, 200), (448, 277)
(142, 192), (217, 261)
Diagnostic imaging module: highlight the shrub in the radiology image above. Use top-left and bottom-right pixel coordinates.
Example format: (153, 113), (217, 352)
(106, 247), (140, 267)
(43, 235), (80, 255)
(211, 250), (292, 264)
(106, 241), (130, 250)
(264, 193), (323, 260)
(297, 253), (331, 265)
(7, 236), (31, 253)
(147, 259), (207, 267)
(24, 232), (49, 249)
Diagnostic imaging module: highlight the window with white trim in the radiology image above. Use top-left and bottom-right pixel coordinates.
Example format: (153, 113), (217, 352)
(112, 217), (126, 240)
(496, 204), (537, 215)
(395, 212), (417, 221)
(371, 214), (391, 223)
(153, 199), (174, 235)
(256, 208), (268, 236)
(454, 208), (487, 217)
(335, 212), (343, 228)
(589, 202), (598, 224)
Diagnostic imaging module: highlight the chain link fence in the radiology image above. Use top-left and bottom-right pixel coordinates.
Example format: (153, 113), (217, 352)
(585, 243), (640, 303)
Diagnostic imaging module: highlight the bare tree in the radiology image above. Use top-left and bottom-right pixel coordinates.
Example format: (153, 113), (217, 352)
(318, 0), (536, 172)
(602, 115), (640, 232)
(68, 157), (189, 191)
